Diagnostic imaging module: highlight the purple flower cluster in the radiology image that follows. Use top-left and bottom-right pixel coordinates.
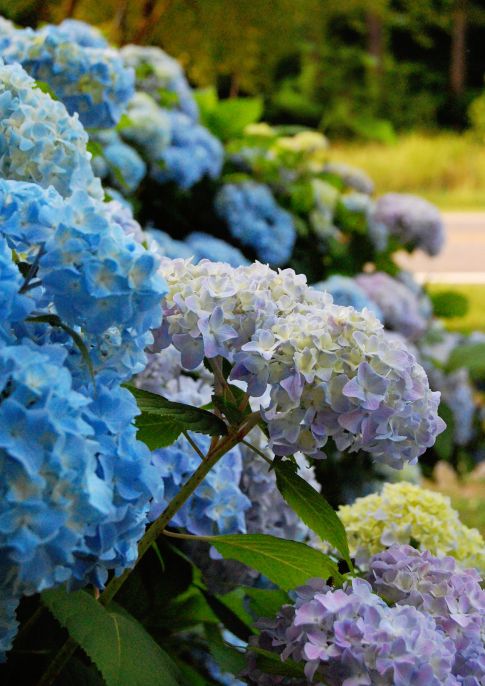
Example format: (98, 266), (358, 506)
(356, 272), (430, 340)
(158, 258), (445, 467)
(246, 545), (484, 686)
(373, 193), (445, 256)
(368, 546), (485, 684)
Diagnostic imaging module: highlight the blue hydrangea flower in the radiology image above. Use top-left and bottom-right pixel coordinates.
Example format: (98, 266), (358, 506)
(152, 111), (223, 189)
(323, 161), (375, 194)
(215, 183), (296, 266)
(186, 232), (250, 267)
(150, 433), (251, 537)
(2, 24), (134, 129)
(120, 92), (171, 163)
(0, 236), (33, 341)
(102, 135), (146, 193)
(121, 44), (199, 120)
(313, 275), (383, 319)
(0, 595), (19, 663)
(146, 229), (195, 260)
(0, 61), (102, 199)
(56, 19), (108, 48)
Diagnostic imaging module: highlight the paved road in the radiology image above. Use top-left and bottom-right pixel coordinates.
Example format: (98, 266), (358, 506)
(396, 212), (485, 283)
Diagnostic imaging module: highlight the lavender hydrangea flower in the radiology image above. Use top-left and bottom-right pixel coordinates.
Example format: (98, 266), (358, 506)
(246, 577), (457, 685)
(368, 545), (485, 683)
(323, 161), (375, 194)
(215, 183), (296, 266)
(373, 193), (445, 256)
(158, 259), (445, 467)
(356, 272), (429, 340)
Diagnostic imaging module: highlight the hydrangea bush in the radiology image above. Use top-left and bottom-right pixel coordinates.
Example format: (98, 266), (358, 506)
(0, 16), (483, 686)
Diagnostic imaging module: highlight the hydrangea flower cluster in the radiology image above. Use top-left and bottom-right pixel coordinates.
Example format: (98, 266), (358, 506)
(335, 482), (484, 571)
(247, 574), (458, 686)
(427, 367), (475, 446)
(150, 433), (250, 536)
(215, 183), (296, 266)
(313, 274), (383, 319)
(121, 44), (199, 120)
(367, 546), (485, 683)
(374, 193), (445, 256)
(356, 271), (430, 340)
(92, 130), (146, 193)
(323, 161), (375, 194)
(0, 22), (134, 129)
(0, 62), (168, 660)
(158, 258), (445, 467)
(120, 92), (171, 163)
(147, 229), (249, 267)
(56, 19), (108, 49)
(152, 110), (224, 189)
(339, 192), (389, 252)
(0, 61), (103, 199)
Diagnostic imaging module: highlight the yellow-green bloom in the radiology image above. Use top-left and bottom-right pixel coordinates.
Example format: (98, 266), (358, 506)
(337, 482), (484, 572)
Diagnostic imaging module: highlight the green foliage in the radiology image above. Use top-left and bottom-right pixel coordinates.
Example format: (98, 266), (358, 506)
(42, 588), (182, 686)
(433, 402), (455, 462)
(126, 385), (227, 449)
(430, 290), (469, 318)
(208, 533), (342, 591)
(274, 460), (352, 569)
(446, 342), (485, 380)
(195, 87), (263, 141)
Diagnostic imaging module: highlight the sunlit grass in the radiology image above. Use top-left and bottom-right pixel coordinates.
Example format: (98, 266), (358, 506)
(331, 132), (485, 210)
(426, 284), (485, 333)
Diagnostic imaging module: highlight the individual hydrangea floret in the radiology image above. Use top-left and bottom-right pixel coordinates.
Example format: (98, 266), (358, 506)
(158, 258), (445, 467)
(356, 271), (429, 340)
(152, 111), (223, 189)
(246, 577), (457, 685)
(215, 183), (296, 266)
(314, 274), (383, 319)
(3, 23), (134, 129)
(374, 193), (445, 256)
(0, 61), (102, 199)
(368, 545), (485, 683)
(185, 232), (250, 267)
(121, 44), (199, 120)
(336, 482), (485, 571)
(150, 433), (251, 536)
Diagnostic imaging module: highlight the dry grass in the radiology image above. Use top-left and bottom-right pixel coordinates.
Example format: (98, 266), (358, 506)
(330, 132), (485, 210)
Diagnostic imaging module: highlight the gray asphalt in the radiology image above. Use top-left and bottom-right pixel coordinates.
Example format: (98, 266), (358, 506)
(396, 212), (485, 281)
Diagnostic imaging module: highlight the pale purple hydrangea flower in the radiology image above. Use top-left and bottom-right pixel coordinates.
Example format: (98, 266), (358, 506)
(245, 576), (458, 685)
(367, 545), (485, 684)
(158, 259), (445, 468)
(356, 272), (430, 340)
(373, 193), (445, 256)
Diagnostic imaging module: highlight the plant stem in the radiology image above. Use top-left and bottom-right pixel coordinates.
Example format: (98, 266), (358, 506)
(182, 430), (205, 460)
(36, 411), (261, 685)
(241, 438), (273, 465)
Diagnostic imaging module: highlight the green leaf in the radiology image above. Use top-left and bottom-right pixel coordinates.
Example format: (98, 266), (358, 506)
(430, 290), (469, 318)
(34, 80), (58, 100)
(434, 402), (455, 461)
(86, 140), (105, 158)
(208, 534), (341, 591)
(447, 343), (485, 380)
(205, 624), (247, 677)
(42, 588), (182, 686)
(125, 385), (227, 449)
(194, 86), (218, 116)
(197, 92), (263, 141)
(244, 588), (289, 620)
(275, 461), (352, 569)
(248, 647), (307, 679)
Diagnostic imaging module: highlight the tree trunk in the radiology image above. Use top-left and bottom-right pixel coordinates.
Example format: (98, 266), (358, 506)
(450, 0), (468, 96)
(133, 0), (173, 44)
(366, 11), (383, 76)
(64, 0), (80, 18)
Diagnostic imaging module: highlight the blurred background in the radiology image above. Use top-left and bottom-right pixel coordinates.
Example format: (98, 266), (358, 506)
(2, 0), (484, 531)
(3, 0), (485, 209)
